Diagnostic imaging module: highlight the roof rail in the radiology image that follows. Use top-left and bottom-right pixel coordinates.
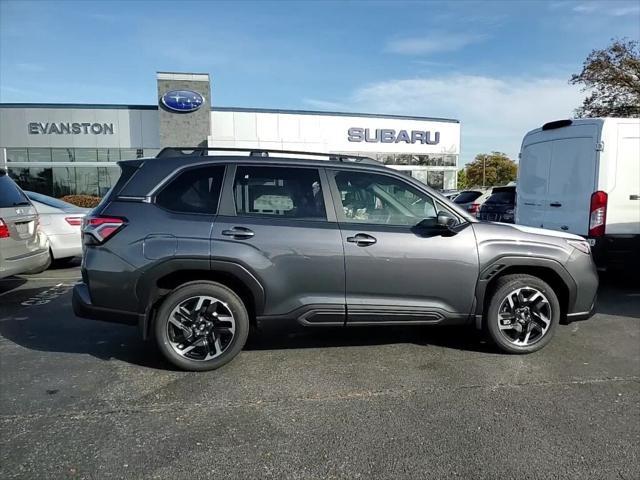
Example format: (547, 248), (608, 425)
(155, 147), (380, 165)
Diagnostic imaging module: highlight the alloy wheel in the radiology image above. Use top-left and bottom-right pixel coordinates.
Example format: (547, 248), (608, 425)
(497, 287), (552, 347)
(167, 296), (236, 361)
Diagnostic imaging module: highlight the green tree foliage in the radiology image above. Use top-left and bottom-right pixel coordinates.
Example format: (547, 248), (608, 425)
(457, 168), (468, 190)
(464, 152), (517, 188)
(570, 38), (640, 118)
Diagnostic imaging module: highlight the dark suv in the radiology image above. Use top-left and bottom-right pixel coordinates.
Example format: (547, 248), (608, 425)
(73, 149), (598, 371)
(477, 185), (516, 224)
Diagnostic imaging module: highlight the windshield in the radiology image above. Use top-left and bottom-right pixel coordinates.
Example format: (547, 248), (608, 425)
(454, 191), (483, 204)
(0, 174), (31, 208)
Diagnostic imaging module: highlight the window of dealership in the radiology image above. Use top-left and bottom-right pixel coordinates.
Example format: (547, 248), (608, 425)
(4, 147), (160, 197)
(2, 146), (458, 196)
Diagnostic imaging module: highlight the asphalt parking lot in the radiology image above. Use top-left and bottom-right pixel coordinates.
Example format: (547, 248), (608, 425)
(0, 261), (638, 480)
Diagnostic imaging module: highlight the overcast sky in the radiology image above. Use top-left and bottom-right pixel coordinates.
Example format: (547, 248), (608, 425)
(1, 0), (639, 164)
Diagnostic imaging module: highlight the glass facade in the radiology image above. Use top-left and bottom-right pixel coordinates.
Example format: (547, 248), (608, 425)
(340, 152), (458, 191)
(3, 147), (456, 196)
(3, 147), (160, 197)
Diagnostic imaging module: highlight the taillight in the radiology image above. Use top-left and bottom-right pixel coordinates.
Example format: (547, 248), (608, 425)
(65, 217), (83, 226)
(83, 216), (126, 244)
(468, 203), (480, 214)
(589, 191), (607, 237)
(0, 218), (9, 239)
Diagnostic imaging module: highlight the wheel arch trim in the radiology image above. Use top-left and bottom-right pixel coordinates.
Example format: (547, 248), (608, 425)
(474, 256), (577, 329)
(135, 258), (265, 339)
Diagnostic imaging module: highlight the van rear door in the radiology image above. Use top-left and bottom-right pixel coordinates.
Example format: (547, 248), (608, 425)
(606, 122), (640, 234)
(517, 122), (600, 236)
(543, 136), (598, 235)
(517, 140), (552, 229)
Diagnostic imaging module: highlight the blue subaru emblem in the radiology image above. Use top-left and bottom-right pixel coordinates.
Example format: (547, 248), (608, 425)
(160, 90), (205, 113)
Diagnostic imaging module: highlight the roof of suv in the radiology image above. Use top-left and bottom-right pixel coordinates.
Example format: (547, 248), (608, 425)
(115, 149), (475, 222)
(118, 151), (396, 197)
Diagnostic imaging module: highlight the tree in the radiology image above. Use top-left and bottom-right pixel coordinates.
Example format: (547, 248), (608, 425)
(457, 168), (468, 190)
(570, 38), (640, 118)
(464, 152), (517, 188)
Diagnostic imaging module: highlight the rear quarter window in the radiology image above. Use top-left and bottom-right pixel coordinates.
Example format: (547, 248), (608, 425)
(156, 165), (225, 214)
(0, 174), (30, 208)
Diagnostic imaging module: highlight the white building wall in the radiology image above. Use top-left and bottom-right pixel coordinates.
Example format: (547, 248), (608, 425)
(209, 110), (460, 156)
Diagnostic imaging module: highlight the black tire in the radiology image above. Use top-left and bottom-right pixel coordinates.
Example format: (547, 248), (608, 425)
(154, 281), (249, 371)
(485, 274), (560, 354)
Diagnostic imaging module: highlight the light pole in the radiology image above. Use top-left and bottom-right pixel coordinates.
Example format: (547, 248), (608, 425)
(482, 156), (486, 188)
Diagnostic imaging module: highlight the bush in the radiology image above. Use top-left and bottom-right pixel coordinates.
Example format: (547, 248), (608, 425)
(60, 195), (102, 208)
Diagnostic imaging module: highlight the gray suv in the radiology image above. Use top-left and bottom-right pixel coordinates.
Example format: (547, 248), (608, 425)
(73, 149), (598, 371)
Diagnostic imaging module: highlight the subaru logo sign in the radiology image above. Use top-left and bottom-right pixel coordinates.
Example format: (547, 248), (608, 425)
(160, 90), (205, 113)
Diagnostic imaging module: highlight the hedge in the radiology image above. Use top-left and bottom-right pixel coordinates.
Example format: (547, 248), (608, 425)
(60, 195), (102, 208)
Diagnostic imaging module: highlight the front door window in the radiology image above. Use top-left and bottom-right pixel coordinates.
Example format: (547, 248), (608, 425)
(333, 170), (437, 226)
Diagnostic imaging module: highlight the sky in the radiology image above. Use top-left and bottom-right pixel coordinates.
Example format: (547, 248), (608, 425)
(1, 0), (639, 164)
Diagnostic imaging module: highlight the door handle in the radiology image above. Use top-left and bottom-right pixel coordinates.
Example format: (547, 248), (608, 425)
(549, 202), (562, 207)
(221, 227), (255, 239)
(347, 233), (377, 246)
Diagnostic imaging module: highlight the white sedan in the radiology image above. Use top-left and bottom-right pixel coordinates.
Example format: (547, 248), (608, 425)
(25, 191), (90, 266)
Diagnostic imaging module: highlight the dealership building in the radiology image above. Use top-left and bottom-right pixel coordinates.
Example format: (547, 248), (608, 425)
(0, 72), (460, 197)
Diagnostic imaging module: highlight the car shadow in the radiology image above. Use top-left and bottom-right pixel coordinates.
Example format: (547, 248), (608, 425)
(246, 323), (497, 353)
(1, 271), (636, 369)
(595, 271), (640, 319)
(0, 286), (171, 370)
(0, 287), (500, 371)
(0, 276), (27, 296)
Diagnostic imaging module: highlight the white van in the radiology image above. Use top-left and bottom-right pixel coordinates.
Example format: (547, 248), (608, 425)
(517, 118), (640, 270)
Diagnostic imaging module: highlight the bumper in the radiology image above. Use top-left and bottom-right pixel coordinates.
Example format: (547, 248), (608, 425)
(49, 233), (82, 260)
(73, 282), (140, 326)
(0, 248), (50, 279)
(566, 295), (597, 322)
(564, 249), (599, 321)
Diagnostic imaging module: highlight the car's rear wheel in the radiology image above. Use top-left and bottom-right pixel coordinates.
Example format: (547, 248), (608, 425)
(485, 274), (560, 354)
(154, 281), (249, 371)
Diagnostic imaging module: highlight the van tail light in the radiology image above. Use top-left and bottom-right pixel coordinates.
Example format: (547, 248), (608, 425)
(0, 218), (9, 239)
(588, 191), (607, 237)
(82, 216), (126, 244)
(65, 217), (83, 226)
(468, 203), (480, 214)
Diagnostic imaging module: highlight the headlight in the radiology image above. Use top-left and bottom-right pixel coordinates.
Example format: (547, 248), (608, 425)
(567, 239), (591, 255)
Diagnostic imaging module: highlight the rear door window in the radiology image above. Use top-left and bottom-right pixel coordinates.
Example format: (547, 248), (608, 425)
(233, 166), (326, 220)
(156, 165), (225, 214)
(0, 174), (30, 208)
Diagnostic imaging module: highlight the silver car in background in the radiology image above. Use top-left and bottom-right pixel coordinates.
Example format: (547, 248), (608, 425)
(0, 170), (50, 278)
(24, 191), (89, 266)
(453, 189), (490, 216)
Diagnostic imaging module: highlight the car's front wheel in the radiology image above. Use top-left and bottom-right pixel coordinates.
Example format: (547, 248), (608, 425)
(485, 274), (560, 354)
(154, 281), (249, 371)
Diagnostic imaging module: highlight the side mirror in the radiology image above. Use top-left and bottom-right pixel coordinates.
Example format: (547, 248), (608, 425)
(437, 211), (458, 229)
